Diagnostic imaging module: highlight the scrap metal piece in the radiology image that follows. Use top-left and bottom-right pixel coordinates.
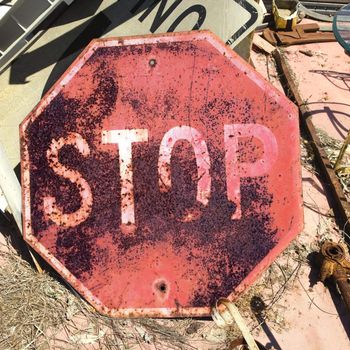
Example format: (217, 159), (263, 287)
(263, 23), (336, 46)
(320, 241), (350, 313)
(272, 0), (299, 30)
(301, 1), (343, 16)
(297, 3), (334, 22)
(20, 31), (303, 318)
(273, 49), (350, 230)
(0, 0), (75, 73)
(0, 140), (42, 273)
(333, 3), (350, 53)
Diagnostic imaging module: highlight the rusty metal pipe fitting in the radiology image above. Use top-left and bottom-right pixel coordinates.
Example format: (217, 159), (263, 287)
(320, 241), (350, 314)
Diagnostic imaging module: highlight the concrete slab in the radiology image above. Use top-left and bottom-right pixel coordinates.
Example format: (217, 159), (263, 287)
(284, 42), (350, 142)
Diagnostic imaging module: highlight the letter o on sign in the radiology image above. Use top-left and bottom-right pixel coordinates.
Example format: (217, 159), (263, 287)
(20, 31), (303, 318)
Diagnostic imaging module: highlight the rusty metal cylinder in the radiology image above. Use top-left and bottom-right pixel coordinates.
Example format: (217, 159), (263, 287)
(334, 270), (350, 314)
(320, 241), (350, 314)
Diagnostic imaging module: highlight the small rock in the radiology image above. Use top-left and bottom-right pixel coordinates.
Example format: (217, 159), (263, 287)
(299, 49), (314, 57)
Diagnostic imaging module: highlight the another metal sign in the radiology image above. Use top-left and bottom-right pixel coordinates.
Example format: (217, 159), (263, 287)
(333, 3), (350, 53)
(20, 31), (303, 317)
(109, 0), (263, 47)
(0, 0), (75, 73)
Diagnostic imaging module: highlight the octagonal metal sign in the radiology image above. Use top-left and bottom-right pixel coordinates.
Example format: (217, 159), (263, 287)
(20, 31), (303, 318)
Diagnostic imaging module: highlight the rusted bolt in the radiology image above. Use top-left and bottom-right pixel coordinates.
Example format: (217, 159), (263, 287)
(149, 59), (157, 67)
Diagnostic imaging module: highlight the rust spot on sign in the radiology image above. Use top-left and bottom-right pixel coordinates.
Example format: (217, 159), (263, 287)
(20, 31), (303, 317)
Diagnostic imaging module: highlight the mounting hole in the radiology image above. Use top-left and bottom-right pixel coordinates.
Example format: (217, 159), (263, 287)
(329, 247), (342, 257)
(154, 280), (168, 294)
(153, 279), (170, 300)
(158, 282), (167, 293)
(149, 58), (157, 67)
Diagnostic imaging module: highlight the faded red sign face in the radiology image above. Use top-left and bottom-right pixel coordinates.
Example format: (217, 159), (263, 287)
(20, 31), (303, 317)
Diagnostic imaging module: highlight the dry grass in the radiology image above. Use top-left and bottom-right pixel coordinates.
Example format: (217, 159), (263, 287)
(317, 128), (350, 201)
(300, 137), (317, 174)
(300, 128), (350, 242)
(0, 245), (72, 349)
(0, 240), (239, 350)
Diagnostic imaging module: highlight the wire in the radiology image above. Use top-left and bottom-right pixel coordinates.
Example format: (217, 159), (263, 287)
(297, 275), (344, 316)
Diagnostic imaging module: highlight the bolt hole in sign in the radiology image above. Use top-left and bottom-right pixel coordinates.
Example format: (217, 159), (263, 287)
(20, 31), (303, 318)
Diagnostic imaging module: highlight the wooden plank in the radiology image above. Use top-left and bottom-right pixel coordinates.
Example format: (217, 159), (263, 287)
(253, 34), (276, 54)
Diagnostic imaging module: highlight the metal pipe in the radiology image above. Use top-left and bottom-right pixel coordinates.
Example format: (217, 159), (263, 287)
(0, 141), (43, 273)
(0, 141), (22, 232)
(320, 241), (350, 315)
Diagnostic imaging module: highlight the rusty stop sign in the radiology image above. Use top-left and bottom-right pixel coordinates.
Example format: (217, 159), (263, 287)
(20, 31), (303, 317)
